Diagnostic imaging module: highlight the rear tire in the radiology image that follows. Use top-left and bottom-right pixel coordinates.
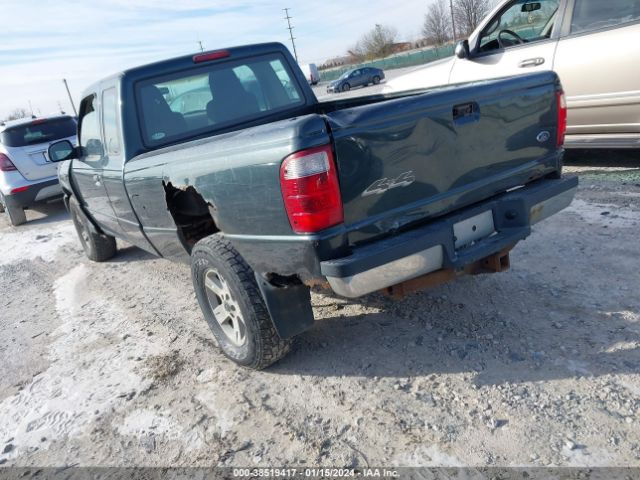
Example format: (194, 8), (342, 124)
(342, 83), (351, 92)
(373, 76), (381, 85)
(69, 197), (116, 262)
(6, 203), (27, 226)
(191, 234), (292, 369)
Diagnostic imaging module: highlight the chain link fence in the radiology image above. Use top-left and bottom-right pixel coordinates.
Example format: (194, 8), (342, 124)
(319, 44), (456, 83)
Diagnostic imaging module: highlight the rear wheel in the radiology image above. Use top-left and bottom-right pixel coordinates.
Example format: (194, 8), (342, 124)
(69, 197), (116, 262)
(373, 76), (381, 85)
(191, 234), (292, 369)
(342, 83), (351, 92)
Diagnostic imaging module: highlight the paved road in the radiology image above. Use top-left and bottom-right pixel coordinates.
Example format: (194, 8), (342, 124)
(311, 65), (422, 100)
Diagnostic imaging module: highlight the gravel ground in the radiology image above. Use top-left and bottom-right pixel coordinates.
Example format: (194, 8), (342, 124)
(0, 152), (639, 468)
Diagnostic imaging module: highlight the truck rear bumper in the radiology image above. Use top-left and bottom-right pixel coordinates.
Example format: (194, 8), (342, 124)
(320, 176), (578, 298)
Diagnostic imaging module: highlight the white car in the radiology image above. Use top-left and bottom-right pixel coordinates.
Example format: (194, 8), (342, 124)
(385, 0), (640, 149)
(0, 115), (77, 225)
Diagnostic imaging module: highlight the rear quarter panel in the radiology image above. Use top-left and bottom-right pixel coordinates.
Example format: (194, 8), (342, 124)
(124, 114), (330, 260)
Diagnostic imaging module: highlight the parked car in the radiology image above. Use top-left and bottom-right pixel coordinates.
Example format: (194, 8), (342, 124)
(385, 0), (640, 149)
(48, 42), (576, 369)
(299, 63), (320, 85)
(326, 67), (385, 93)
(0, 115), (77, 225)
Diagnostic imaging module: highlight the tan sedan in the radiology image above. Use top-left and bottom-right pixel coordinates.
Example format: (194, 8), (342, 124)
(385, 0), (640, 149)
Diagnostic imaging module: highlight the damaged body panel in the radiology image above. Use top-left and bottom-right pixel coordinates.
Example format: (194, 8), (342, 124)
(56, 42), (576, 364)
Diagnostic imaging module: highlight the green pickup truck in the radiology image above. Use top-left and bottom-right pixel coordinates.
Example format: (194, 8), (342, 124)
(48, 42), (577, 369)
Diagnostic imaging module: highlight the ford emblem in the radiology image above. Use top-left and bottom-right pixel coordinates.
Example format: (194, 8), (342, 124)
(536, 131), (551, 143)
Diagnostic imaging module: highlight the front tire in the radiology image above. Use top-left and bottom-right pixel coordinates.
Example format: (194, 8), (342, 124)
(69, 197), (116, 262)
(191, 234), (292, 369)
(373, 76), (381, 85)
(342, 83), (351, 92)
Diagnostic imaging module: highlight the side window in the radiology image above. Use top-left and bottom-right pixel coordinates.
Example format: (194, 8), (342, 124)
(269, 59), (301, 102)
(102, 88), (121, 156)
(233, 65), (267, 110)
(571, 0), (640, 34)
(78, 94), (102, 160)
(479, 0), (560, 52)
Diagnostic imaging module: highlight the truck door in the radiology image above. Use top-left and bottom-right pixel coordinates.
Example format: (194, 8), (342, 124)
(449, 0), (561, 84)
(99, 86), (158, 253)
(72, 93), (121, 234)
(553, 0), (640, 137)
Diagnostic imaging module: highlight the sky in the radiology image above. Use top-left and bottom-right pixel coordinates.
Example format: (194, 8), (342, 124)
(0, 0), (432, 119)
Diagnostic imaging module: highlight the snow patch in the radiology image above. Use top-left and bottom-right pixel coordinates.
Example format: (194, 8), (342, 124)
(0, 223), (77, 266)
(117, 409), (180, 438)
(194, 390), (235, 438)
(392, 444), (464, 467)
(0, 264), (163, 461)
(563, 199), (640, 228)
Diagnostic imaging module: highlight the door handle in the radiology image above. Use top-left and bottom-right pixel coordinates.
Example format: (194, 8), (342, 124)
(518, 57), (545, 68)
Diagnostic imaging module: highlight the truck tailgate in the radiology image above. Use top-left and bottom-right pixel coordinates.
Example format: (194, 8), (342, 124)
(323, 72), (562, 245)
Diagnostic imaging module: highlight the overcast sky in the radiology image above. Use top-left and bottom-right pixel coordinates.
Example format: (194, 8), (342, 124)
(0, 0), (431, 119)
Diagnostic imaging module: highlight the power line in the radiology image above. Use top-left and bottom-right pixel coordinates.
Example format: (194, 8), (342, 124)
(283, 7), (298, 62)
(62, 78), (78, 117)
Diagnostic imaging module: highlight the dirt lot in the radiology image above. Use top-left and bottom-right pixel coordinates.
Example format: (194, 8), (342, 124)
(0, 152), (639, 468)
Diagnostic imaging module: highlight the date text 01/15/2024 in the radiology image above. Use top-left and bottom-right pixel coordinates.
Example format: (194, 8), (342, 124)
(232, 468), (399, 477)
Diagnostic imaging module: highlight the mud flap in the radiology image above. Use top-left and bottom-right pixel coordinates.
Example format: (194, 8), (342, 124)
(254, 273), (315, 339)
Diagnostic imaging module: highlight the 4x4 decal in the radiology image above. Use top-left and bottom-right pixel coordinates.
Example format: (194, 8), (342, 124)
(362, 171), (416, 197)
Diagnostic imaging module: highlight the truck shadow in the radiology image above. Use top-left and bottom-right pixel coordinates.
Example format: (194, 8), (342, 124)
(564, 149), (640, 167)
(110, 244), (158, 263)
(24, 200), (69, 226)
(271, 274), (639, 387)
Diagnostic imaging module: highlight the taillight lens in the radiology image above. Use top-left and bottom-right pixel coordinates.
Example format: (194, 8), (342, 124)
(280, 144), (344, 234)
(0, 153), (17, 172)
(556, 90), (567, 147)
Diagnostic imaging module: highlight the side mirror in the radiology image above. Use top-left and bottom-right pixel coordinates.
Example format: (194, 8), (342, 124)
(48, 140), (77, 162)
(455, 40), (470, 59)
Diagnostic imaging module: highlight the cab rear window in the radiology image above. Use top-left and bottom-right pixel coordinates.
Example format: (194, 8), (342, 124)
(135, 53), (304, 148)
(0, 117), (76, 147)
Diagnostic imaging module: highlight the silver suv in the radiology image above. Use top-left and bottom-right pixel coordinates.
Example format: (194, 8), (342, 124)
(0, 115), (77, 225)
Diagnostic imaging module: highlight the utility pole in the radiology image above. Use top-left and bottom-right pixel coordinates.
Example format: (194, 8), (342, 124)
(28, 100), (34, 117)
(449, 0), (457, 42)
(62, 78), (78, 116)
(283, 8), (298, 62)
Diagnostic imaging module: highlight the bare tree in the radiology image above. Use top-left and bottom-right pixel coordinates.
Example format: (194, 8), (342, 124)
(423, 0), (451, 45)
(454, 0), (492, 36)
(2, 108), (30, 122)
(353, 24), (398, 60)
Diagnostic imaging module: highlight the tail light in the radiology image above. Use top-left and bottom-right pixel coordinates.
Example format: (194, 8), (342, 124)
(280, 144), (343, 234)
(11, 185), (29, 194)
(556, 90), (567, 147)
(0, 153), (17, 172)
